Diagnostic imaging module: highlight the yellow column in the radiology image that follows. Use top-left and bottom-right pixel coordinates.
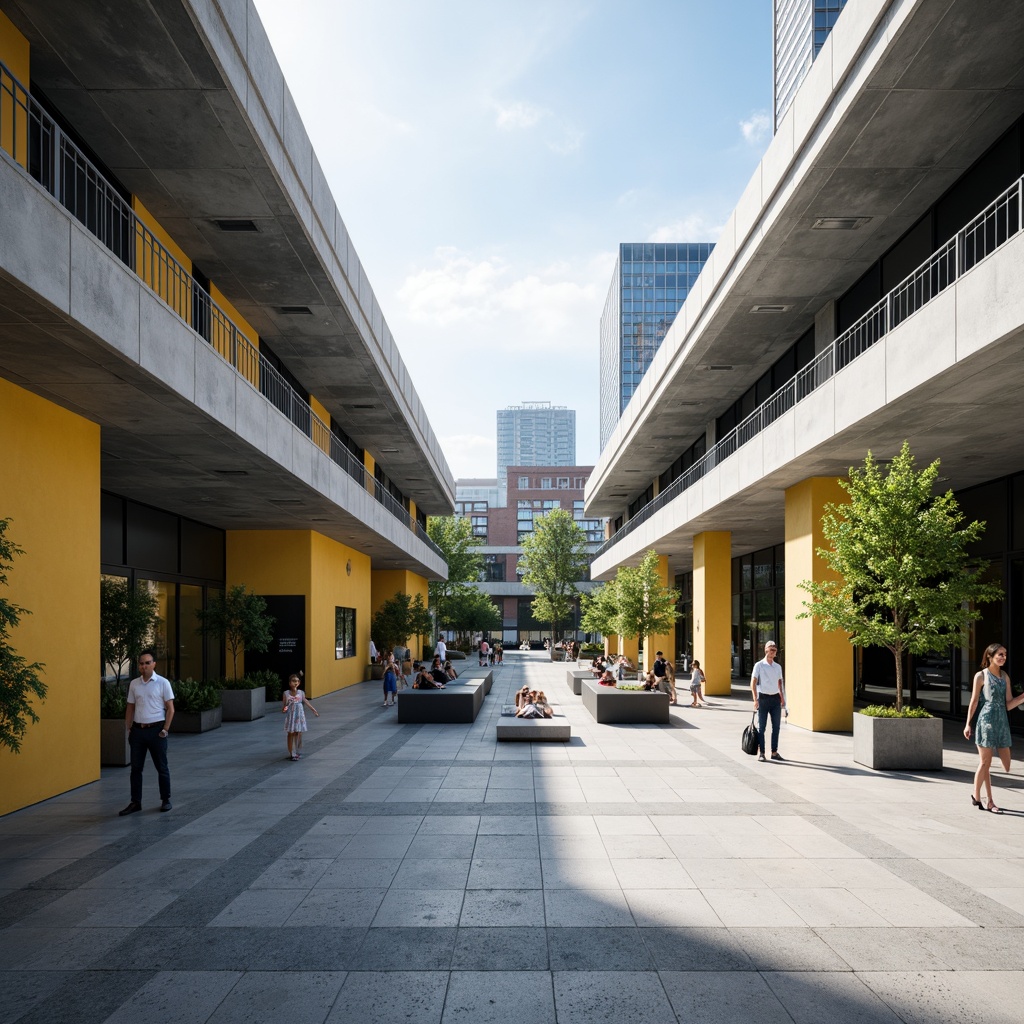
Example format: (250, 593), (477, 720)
(0, 379), (100, 816)
(694, 531), (731, 695)
(643, 553), (674, 673)
(785, 477), (853, 731)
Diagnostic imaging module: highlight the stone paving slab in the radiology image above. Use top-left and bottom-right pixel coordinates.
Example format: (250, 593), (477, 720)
(2, 651), (1024, 1023)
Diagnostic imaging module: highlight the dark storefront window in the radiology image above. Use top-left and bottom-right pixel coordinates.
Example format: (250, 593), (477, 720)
(732, 546), (785, 679)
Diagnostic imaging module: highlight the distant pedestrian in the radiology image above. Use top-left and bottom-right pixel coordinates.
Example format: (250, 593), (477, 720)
(663, 658), (678, 705)
(751, 641), (785, 762)
(653, 651), (669, 697)
(119, 650), (174, 816)
(479, 639), (489, 667)
(382, 656), (398, 708)
(495, 641), (503, 665)
(690, 660), (707, 707)
(435, 635), (447, 663)
(283, 673), (318, 760)
(369, 638), (379, 663)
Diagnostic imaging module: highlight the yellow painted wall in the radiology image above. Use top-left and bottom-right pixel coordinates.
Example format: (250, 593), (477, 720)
(619, 635), (639, 666)
(0, 379), (100, 816)
(694, 531), (732, 695)
(643, 553), (674, 673)
(371, 569), (429, 659)
(132, 197), (192, 324)
(227, 530), (371, 697)
(363, 452), (376, 494)
(309, 396), (331, 455)
(209, 283), (259, 388)
(0, 11), (30, 167)
(784, 477), (853, 731)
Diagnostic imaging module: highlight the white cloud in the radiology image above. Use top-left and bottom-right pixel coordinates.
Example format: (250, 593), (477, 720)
(495, 101), (546, 130)
(548, 125), (583, 155)
(740, 110), (771, 146)
(648, 213), (724, 244)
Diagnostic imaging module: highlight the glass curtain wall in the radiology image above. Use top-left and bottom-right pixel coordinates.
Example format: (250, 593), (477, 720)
(732, 546), (785, 680)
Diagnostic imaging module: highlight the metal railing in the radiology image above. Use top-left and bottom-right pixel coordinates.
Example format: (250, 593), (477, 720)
(596, 171), (1024, 559)
(0, 59), (442, 562)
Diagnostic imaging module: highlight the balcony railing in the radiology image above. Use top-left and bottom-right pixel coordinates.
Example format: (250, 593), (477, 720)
(0, 60), (442, 562)
(596, 171), (1024, 559)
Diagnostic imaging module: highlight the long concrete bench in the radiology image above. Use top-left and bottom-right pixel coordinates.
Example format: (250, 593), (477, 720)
(456, 667), (494, 695)
(497, 706), (571, 741)
(397, 672), (491, 724)
(581, 679), (670, 724)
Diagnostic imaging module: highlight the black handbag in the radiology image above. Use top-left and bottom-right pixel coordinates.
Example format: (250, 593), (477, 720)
(741, 711), (759, 755)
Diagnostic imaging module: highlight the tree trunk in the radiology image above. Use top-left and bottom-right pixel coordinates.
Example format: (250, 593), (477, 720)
(893, 645), (903, 713)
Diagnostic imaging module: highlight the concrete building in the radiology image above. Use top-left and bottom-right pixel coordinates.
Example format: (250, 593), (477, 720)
(0, 1), (453, 814)
(587, 0), (1024, 733)
(496, 403), (575, 504)
(455, 467), (602, 647)
(599, 242), (714, 450)
(774, 0), (850, 129)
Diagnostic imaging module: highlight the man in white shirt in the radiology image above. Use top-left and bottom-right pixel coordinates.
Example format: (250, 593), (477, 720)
(435, 635), (447, 664)
(119, 650), (175, 815)
(369, 639), (379, 663)
(750, 640), (786, 763)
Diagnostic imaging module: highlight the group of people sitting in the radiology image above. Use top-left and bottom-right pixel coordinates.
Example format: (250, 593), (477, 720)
(411, 654), (459, 689)
(589, 651), (708, 707)
(514, 685), (554, 718)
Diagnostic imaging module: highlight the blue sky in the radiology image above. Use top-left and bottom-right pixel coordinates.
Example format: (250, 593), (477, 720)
(253, 0), (773, 479)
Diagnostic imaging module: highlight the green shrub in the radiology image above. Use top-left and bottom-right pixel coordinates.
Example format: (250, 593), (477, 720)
(244, 669), (283, 702)
(616, 682), (643, 691)
(173, 678), (221, 714)
(100, 684), (127, 719)
(860, 704), (932, 719)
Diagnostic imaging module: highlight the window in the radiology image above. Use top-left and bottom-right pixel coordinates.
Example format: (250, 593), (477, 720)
(335, 607), (356, 659)
(557, 477), (569, 489)
(471, 516), (488, 538)
(482, 554), (506, 582)
(518, 476), (530, 488)
(541, 477), (552, 489)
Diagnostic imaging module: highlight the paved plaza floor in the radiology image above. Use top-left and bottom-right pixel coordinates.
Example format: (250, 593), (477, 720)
(2, 650), (1024, 1023)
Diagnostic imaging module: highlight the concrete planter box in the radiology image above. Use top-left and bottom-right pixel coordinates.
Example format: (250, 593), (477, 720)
(170, 706), (223, 734)
(397, 677), (488, 724)
(220, 686), (266, 721)
(853, 712), (943, 770)
(367, 664), (385, 681)
(100, 719), (130, 767)
(581, 679), (670, 724)
(567, 669), (592, 695)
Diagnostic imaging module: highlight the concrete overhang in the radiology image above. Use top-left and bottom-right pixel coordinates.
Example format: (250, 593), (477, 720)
(0, 0), (454, 512)
(0, 160), (446, 578)
(587, 0), (1024, 515)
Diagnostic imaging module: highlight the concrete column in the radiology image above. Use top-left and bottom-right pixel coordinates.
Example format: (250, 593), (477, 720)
(694, 531), (731, 695)
(784, 477), (853, 731)
(643, 554), (674, 674)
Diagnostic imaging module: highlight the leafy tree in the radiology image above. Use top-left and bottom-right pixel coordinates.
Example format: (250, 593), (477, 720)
(196, 584), (275, 680)
(427, 516), (484, 630)
(798, 442), (1003, 712)
(372, 592), (432, 656)
(441, 588), (501, 641)
(518, 509), (590, 640)
(100, 577), (159, 689)
(580, 578), (621, 639)
(613, 550), (680, 651)
(0, 519), (47, 754)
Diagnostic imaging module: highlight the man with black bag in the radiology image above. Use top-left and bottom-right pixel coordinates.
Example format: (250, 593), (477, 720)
(751, 640), (786, 763)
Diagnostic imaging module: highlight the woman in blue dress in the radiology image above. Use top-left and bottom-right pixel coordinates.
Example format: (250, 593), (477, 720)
(964, 643), (1024, 813)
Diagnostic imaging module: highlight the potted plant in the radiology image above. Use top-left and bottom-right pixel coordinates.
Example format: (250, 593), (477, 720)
(798, 442), (1002, 770)
(218, 675), (268, 722)
(99, 577), (158, 766)
(0, 518), (47, 755)
(169, 678), (222, 733)
(371, 591), (432, 677)
(196, 585), (274, 701)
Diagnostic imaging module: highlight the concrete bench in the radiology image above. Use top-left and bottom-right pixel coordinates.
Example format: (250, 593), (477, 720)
(397, 676), (489, 724)
(497, 707), (571, 741)
(581, 679), (670, 724)
(455, 667), (493, 695)
(566, 669), (593, 695)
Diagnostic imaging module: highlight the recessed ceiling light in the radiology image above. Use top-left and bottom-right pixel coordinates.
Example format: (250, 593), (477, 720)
(379, 447), (400, 453)
(705, 364), (734, 370)
(214, 469), (248, 476)
(749, 305), (792, 314)
(278, 305), (313, 315)
(270, 498), (303, 506)
(812, 216), (871, 230)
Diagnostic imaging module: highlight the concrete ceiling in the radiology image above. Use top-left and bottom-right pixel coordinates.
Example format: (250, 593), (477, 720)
(588, 0), (1024, 514)
(0, 0), (454, 513)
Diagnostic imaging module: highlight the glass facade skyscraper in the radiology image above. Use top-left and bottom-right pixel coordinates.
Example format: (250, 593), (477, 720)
(599, 242), (713, 451)
(496, 403), (575, 498)
(774, 0), (849, 129)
